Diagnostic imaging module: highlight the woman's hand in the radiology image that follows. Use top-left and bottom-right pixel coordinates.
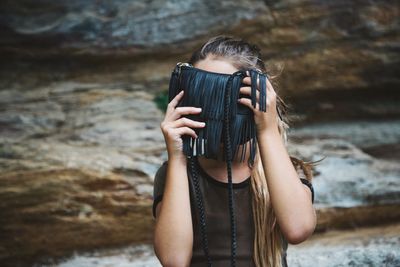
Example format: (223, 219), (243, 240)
(160, 90), (206, 160)
(237, 72), (279, 134)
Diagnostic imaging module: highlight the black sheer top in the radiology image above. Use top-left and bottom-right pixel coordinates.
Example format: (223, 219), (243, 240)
(153, 157), (314, 266)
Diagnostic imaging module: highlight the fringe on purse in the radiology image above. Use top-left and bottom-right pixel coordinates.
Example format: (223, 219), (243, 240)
(168, 62), (272, 164)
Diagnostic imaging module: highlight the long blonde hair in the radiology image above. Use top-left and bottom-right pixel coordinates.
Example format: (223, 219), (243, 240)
(249, 111), (321, 267)
(189, 35), (323, 267)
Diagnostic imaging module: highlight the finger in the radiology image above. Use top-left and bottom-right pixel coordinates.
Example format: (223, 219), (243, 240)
(166, 90), (184, 112)
(169, 106), (202, 121)
(237, 98), (259, 111)
(242, 70), (251, 85)
(175, 106), (202, 115)
(171, 117), (206, 129)
(239, 86), (260, 100)
(242, 76), (251, 86)
(176, 126), (198, 139)
(242, 71), (261, 89)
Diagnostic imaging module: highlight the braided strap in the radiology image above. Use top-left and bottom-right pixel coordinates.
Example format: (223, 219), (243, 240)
(224, 75), (237, 267)
(190, 157), (213, 267)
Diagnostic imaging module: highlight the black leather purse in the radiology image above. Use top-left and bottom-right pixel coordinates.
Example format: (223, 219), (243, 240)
(167, 62), (274, 266)
(168, 62), (277, 163)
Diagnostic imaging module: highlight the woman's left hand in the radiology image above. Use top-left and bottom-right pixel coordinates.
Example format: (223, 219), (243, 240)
(237, 71), (279, 134)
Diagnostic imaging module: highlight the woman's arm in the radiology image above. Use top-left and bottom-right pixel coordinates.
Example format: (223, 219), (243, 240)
(238, 74), (317, 244)
(257, 128), (317, 244)
(154, 155), (193, 266)
(154, 89), (204, 266)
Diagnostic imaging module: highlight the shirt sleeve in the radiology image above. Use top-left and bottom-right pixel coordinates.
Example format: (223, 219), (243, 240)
(296, 167), (315, 204)
(152, 161), (168, 219)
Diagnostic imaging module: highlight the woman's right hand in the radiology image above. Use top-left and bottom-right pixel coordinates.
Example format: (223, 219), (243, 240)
(160, 90), (206, 160)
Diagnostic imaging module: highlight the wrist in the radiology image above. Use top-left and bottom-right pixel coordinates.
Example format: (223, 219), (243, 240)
(168, 153), (188, 165)
(257, 126), (280, 139)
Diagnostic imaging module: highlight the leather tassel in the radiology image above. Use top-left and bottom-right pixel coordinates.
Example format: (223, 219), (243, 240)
(179, 67), (231, 160)
(250, 70), (258, 108)
(180, 67), (230, 120)
(259, 73), (267, 112)
(230, 113), (255, 162)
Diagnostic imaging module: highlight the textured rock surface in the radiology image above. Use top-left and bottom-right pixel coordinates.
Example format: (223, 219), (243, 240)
(0, 0), (399, 266)
(287, 222), (400, 267)
(37, 223), (400, 267)
(0, 0), (398, 93)
(0, 0), (266, 50)
(0, 82), (167, 266)
(287, 120), (400, 231)
(289, 122), (400, 208)
(1, 78), (399, 266)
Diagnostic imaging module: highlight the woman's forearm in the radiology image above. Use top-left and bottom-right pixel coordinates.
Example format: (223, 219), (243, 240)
(257, 128), (317, 244)
(154, 156), (193, 266)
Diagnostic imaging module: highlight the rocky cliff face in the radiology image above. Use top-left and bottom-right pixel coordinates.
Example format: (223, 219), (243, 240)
(0, 0), (399, 266)
(0, 0), (398, 94)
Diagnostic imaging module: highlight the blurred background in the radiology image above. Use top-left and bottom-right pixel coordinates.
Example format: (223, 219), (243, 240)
(0, 0), (399, 266)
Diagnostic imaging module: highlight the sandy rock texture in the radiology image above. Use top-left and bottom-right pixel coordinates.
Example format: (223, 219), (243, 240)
(0, 82), (166, 266)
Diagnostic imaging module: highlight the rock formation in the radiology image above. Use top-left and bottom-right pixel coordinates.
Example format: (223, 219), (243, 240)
(0, 0), (399, 266)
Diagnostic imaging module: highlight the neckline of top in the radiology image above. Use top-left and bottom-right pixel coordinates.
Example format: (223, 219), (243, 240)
(193, 157), (250, 189)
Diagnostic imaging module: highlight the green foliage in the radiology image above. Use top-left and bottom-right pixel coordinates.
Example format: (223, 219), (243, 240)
(153, 89), (169, 113)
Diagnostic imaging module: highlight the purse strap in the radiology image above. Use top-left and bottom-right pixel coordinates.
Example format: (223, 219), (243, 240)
(170, 62), (271, 267)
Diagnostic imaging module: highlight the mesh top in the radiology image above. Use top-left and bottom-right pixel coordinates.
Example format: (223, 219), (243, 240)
(152, 157), (289, 267)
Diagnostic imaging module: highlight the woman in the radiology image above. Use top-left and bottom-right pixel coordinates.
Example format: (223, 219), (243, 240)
(153, 35), (320, 267)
